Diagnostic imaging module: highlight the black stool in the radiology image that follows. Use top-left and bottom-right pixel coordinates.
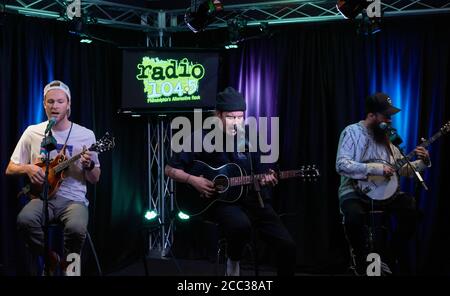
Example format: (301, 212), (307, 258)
(203, 220), (259, 276)
(342, 210), (392, 276)
(38, 223), (102, 276)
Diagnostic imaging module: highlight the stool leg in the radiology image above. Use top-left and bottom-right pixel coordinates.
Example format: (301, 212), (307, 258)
(216, 240), (225, 276)
(142, 249), (149, 276)
(247, 244), (259, 276)
(86, 232), (102, 276)
(342, 224), (358, 275)
(215, 245), (220, 276)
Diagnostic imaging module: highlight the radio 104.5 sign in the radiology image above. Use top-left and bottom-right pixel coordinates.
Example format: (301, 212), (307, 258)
(136, 57), (206, 103)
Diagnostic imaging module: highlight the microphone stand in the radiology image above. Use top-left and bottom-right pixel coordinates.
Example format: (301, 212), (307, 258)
(396, 146), (428, 191)
(387, 126), (428, 191)
(247, 145), (264, 209)
(40, 130), (57, 276)
(393, 143), (428, 275)
(236, 123), (264, 209)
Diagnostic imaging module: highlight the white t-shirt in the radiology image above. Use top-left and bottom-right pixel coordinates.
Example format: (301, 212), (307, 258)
(10, 121), (100, 206)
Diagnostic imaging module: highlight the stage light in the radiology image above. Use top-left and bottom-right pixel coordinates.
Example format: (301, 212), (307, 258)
(369, 17), (381, 34)
(357, 14), (381, 35)
(227, 17), (247, 44)
(68, 16), (85, 35)
(177, 211), (190, 221)
(144, 210), (158, 221)
(68, 16), (96, 44)
(185, 0), (224, 33)
(224, 44), (238, 49)
(336, 0), (369, 19)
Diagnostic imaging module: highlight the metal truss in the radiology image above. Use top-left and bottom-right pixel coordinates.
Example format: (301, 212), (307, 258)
(147, 116), (174, 258)
(4, 1), (450, 32)
(173, 0), (450, 29)
(4, 0), (161, 31)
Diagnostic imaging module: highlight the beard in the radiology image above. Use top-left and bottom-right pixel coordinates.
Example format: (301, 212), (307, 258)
(370, 122), (390, 144)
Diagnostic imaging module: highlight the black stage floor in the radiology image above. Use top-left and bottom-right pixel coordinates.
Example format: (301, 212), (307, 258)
(106, 257), (348, 276)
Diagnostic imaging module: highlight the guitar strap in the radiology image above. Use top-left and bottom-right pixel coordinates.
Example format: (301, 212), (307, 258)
(58, 122), (73, 157)
(385, 141), (396, 165)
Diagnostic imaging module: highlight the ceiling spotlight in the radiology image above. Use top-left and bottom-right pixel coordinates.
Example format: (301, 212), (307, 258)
(357, 13), (382, 35)
(369, 17), (381, 34)
(336, 0), (369, 19)
(68, 17), (86, 35)
(227, 17), (247, 45)
(185, 0), (224, 33)
(68, 17), (94, 43)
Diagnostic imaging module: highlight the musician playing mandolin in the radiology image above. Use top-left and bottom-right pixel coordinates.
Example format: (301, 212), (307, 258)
(5, 80), (101, 274)
(336, 92), (431, 275)
(165, 87), (296, 276)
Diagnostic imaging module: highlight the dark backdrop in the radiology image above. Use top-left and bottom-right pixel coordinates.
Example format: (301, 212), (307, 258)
(1, 13), (450, 275)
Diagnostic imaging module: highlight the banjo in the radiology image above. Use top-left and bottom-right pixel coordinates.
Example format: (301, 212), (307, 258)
(356, 121), (450, 201)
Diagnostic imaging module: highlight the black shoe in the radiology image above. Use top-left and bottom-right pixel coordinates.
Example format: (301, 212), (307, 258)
(41, 251), (61, 276)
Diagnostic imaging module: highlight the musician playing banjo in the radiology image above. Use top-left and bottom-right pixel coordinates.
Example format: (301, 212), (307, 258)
(336, 92), (431, 275)
(165, 87), (296, 276)
(5, 80), (101, 275)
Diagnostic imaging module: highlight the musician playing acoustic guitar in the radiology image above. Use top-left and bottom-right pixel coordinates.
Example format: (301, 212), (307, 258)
(5, 80), (101, 274)
(165, 87), (296, 276)
(336, 92), (431, 275)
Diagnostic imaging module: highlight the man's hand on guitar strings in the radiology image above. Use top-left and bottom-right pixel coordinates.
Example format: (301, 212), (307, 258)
(27, 164), (45, 185)
(80, 145), (94, 169)
(259, 169), (278, 187)
(383, 165), (395, 178)
(190, 175), (216, 198)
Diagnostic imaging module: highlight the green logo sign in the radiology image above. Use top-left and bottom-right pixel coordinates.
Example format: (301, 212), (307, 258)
(136, 57), (205, 103)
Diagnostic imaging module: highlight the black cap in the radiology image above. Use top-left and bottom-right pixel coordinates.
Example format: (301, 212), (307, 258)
(216, 87), (246, 112)
(366, 92), (401, 116)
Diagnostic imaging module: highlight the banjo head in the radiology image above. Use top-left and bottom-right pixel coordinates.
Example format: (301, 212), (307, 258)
(356, 161), (399, 201)
(359, 174), (399, 200)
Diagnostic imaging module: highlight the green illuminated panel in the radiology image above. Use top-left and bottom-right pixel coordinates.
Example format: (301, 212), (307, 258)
(136, 57), (206, 104)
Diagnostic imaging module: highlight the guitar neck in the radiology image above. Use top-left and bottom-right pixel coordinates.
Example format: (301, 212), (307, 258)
(54, 150), (89, 173)
(395, 130), (442, 169)
(229, 170), (302, 186)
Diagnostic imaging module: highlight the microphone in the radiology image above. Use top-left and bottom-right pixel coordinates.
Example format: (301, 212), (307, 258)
(379, 122), (403, 146)
(379, 122), (390, 131)
(45, 117), (57, 134)
(236, 124), (251, 152)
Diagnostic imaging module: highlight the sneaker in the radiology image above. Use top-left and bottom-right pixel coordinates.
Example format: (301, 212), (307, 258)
(41, 251), (61, 276)
(225, 258), (240, 276)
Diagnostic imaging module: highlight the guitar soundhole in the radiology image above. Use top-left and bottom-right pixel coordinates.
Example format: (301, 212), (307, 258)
(214, 175), (229, 193)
